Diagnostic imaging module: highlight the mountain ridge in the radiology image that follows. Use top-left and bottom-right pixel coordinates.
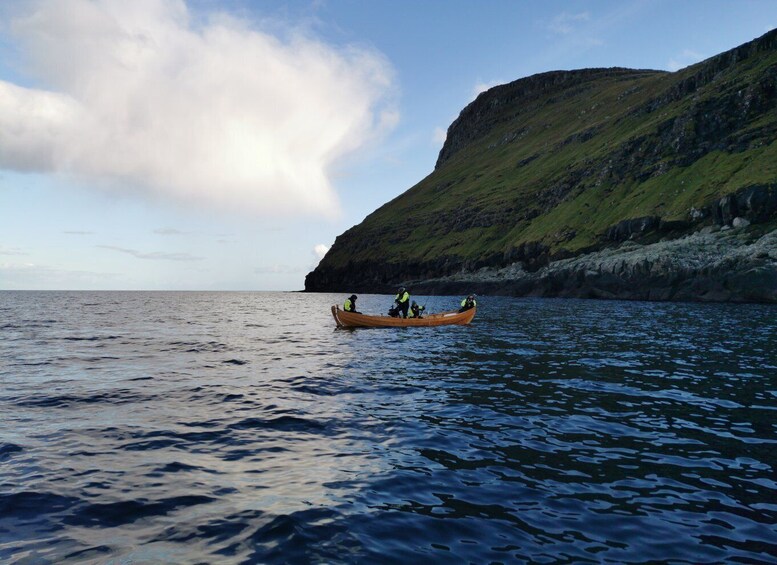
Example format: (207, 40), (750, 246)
(305, 30), (777, 302)
(435, 67), (666, 168)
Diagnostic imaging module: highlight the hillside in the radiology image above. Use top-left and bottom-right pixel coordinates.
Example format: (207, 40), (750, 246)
(306, 30), (777, 302)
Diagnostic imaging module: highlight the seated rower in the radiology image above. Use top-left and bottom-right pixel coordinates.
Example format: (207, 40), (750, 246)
(343, 294), (360, 313)
(408, 301), (425, 318)
(459, 294), (476, 312)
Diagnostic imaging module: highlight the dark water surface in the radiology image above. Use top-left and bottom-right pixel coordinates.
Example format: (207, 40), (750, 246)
(1, 291), (776, 564)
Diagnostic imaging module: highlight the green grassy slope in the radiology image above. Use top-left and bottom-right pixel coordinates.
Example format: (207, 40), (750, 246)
(309, 30), (777, 289)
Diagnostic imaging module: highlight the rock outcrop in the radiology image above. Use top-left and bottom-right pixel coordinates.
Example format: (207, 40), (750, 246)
(408, 226), (777, 303)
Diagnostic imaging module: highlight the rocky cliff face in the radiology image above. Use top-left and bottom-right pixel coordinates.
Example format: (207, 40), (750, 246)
(306, 30), (777, 303)
(408, 223), (777, 303)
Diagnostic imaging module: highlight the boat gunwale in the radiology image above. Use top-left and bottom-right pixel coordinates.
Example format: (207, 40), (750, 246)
(331, 305), (476, 328)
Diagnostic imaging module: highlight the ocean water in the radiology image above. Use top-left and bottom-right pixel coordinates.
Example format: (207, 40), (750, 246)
(1, 291), (776, 564)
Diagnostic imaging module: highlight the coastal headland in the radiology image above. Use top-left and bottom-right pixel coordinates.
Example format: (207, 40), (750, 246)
(306, 30), (777, 303)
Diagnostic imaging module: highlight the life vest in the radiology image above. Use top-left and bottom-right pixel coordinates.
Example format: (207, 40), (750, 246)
(409, 304), (424, 317)
(461, 298), (476, 308)
(395, 291), (409, 304)
(344, 299), (354, 311)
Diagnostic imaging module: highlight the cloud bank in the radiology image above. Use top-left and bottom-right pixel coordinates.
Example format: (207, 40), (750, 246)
(0, 0), (397, 217)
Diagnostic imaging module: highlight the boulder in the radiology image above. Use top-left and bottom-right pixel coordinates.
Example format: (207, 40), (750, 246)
(605, 216), (660, 241)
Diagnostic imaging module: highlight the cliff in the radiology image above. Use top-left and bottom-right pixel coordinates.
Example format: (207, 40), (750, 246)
(306, 30), (777, 302)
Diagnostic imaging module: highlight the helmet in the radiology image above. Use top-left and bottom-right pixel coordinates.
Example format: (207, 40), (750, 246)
(398, 286), (406, 293)
(467, 294), (475, 300)
(411, 301), (418, 307)
(349, 294), (357, 300)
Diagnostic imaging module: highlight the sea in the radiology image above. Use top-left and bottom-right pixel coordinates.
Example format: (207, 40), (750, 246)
(1, 291), (776, 564)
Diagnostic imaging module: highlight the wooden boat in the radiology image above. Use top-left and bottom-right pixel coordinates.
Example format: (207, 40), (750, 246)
(331, 305), (476, 328)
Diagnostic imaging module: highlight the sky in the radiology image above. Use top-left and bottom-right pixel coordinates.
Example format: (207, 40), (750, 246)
(1, 0), (775, 290)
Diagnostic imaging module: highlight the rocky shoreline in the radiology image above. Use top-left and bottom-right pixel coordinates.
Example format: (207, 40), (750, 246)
(406, 225), (777, 303)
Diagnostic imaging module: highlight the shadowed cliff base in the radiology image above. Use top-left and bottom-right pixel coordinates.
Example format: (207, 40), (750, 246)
(306, 195), (777, 303)
(407, 225), (777, 303)
(305, 225), (777, 303)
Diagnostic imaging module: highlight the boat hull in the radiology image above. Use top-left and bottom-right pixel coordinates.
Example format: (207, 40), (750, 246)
(331, 305), (476, 328)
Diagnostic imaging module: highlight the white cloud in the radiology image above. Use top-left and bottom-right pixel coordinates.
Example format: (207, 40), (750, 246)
(97, 244), (203, 261)
(548, 12), (590, 35)
(0, 0), (397, 218)
(313, 243), (329, 260)
(667, 49), (705, 71)
(309, 242), (330, 270)
(432, 127), (447, 147)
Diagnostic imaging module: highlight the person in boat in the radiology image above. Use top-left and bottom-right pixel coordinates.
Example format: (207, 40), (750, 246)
(343, 294), (360, 313)
(408, 301), (425, 319)
(392, 286), (410, 318)
(459, 294), (476, 312)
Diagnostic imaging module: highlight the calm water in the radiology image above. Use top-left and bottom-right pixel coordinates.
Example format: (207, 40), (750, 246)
(1, 291), (776, 564)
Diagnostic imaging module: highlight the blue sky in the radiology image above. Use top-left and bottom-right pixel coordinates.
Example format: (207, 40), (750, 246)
(1, 0), (775, 290)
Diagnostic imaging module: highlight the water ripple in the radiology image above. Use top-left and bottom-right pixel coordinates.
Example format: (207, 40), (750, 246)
(0, 291), (775, 563)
